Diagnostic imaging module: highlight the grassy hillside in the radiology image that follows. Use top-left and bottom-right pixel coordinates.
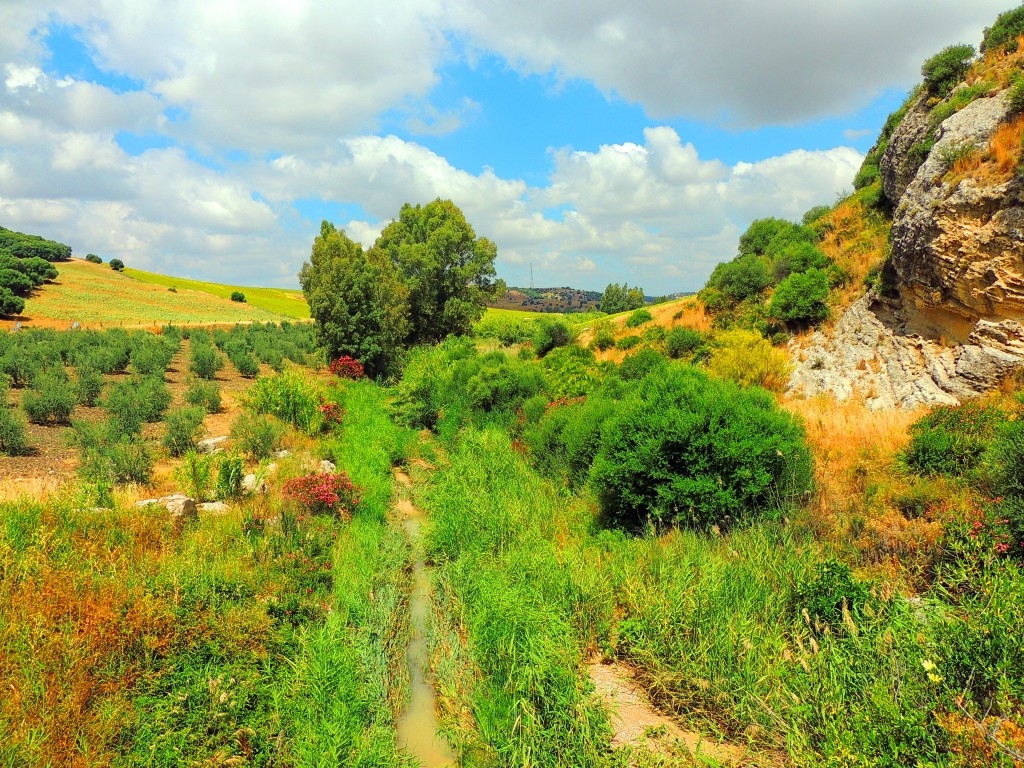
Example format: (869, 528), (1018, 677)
(125, 267), (310, 319)
(4, 260), (290, 329)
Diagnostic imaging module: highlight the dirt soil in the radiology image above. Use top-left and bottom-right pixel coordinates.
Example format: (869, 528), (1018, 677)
(589, 659), (782, 766)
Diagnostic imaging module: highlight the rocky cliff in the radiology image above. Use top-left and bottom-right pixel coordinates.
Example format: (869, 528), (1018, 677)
(791, 65), (1024, 409)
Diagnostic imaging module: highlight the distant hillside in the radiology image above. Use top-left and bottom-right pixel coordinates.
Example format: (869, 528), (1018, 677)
(490, 286), (602, 312)
(125, 267), (310, 319)
(0, 259), (294, 329)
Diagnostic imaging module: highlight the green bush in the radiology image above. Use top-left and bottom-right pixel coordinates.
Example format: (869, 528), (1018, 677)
(793, 559), (873, 632)
(130, 339), (175, 376)
(230, 412), (285, 460)
(532, 319), (571, 357)
(163, 407), (207, 457)
(109, 258), (125, 271)
(84, 253), (102, 264)
(705, 329), (791, 391)
(22, 369), (76, 424)
(615, 335), (641, 350)
(0, 405), (29, 455)
(231, 351), (260, 378)
(904, 401), (1002, 477)
(591, 324), (615, 351)
(466, 356), (546, 413)
(0, 269), (34, 297)
(1008, 73), (1024, 115)
(706, 254), (770, 303)
(230, 291), (246, 303)
(618, 349), (667, 381)
(105, 375), (170, 434)
(0, 287), (25, 317)
(769, 267), (831, 326)
(215, 453), (245, 499)
(525, 395), (618, 488)
(74, 365), (104, 407)
(541, 345), (601, 398)
(590, 365), (812, 530)
(624, 308), (653, 328)
(982, 6), (1024, 53)
(666, 327), (703, 359)
(184, 378), (222, 413)
(189, 341), (223, 380)
(243, 369), (323, 434)
(921, 44), (975, 97)
(173, 451), (214, 500)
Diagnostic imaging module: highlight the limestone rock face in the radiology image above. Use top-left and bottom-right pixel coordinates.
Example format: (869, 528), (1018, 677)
(792, 90), (1024, 409)
(879, 91), (932, 205)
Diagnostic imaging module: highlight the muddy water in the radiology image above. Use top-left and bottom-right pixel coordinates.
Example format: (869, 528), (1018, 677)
(395, 494), (455, 767)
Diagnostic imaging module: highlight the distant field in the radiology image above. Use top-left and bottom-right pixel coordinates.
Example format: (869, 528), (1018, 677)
(2, 260), (289, 329)
(125, 267), (310, 319)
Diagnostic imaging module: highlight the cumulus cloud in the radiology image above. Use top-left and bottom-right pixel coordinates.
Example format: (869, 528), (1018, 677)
(448, 0), (1009, 124)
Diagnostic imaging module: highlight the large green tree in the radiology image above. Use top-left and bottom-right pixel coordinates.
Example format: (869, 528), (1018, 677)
(299, 222), (409, 379)
(599, 282), (645, 314)
(370, 199), (501, 345)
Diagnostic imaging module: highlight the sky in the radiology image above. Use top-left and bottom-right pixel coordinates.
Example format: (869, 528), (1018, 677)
(0, 1), (1014, 293)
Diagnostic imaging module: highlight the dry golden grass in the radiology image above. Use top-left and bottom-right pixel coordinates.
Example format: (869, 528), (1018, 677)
(967, 34), (1024, 89)
(579, 298), (710, 363)
(947, 112), (1024, 187)
(816, 197), (888, 313)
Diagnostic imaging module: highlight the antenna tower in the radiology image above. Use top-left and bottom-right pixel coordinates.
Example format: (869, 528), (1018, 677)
(530, 263), (534, 290)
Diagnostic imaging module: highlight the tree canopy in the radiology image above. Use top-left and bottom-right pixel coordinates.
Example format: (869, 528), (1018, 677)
(599, 282), (645, 314)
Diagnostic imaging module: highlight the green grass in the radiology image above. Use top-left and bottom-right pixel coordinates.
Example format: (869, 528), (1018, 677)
(125, 267), (310, 319)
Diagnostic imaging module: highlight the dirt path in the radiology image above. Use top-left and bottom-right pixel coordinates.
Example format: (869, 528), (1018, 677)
(590, 659), (777, 766)
(393, 469), (456, 767)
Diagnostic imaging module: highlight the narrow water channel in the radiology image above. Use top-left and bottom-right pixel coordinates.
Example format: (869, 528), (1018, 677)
(395, 487), (455, 767)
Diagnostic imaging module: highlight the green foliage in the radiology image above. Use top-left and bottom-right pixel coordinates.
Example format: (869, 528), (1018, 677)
(0, 254), (57, 285)
(617, 348), (668, 381)
(591, 365), (812, 530)
(74, 365), (104, 406)
(0, 288), (25, 317)
(74, 422), (153, 485)
(109, 258), (125, 271)
(0, 403), (29, 455)
(532, 318), (572, 357)
(624, 308), (653, 328)
(371, 198), (501, 345)
(665, 326), (704, 359)
(793, 559), (873, 631)
(299, 221), (409, 379)
(173, 451), (215, 500)
(903, 400), (1003, 476)
(930, 81), (994, 128)
(22, 369), (76, 425)
(802, 205), (831, 225)
(243, 369), (324, 434)
(599, 282), (645, 313)
(130, 337), (176, 376)
(162, 407), (207, 457)
(0, 225), (71, 261)
(591, 322), (615, 351)
(706, 253), (770, 303)
(769, 267), (831, 326)
(189, 336), (224, 380)
(0, 269), (34, 297)
(981, 5), (1024, 53)
(615, 334), (641, 350)
(466, 354), (545, 413)
(230, 290), (245, 302)
(84, 253), (102, 264)
(541, 345), (601, 398)
(1008, 73), (1024, 115)
(183, 378), (221, 413)
(705, 328), (792, 391)
(214, 453), (244, 500)
(921, 44), (975, 97)
(230, 412), (285, 460)
(105, 376), (171, 435)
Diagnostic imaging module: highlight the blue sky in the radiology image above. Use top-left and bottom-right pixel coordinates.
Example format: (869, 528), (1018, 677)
(0, 1), (1013, 292)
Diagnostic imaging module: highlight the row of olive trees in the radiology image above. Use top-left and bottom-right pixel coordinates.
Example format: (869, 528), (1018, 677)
(299, 198), (503, 378)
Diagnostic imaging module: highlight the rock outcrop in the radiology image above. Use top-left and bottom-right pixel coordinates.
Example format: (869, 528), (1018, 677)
(791, 85), (1024, 409)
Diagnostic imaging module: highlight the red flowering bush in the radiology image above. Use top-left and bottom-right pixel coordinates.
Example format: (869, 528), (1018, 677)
(329, 356), (364, 380)
(930, 496), (1016, 560)
(546, 395), (586, 411)
(282, 471), (362, 521)
(318, 399), (344, 428)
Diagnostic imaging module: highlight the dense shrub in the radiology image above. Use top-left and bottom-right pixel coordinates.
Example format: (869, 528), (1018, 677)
(981, 6), (1024, 53)
(618, 349), (668, 381)
(769, 267), (831, 326)
(666, 327), (704, 359)
(189, 340), (223, 380)
(541, 345), (601, 398)
(230, 412), (285, 460)
(0, 269), (34, 297)
(903, 401), (1003, 476)
(84, 253), (102, 264)
(329, 356), (364, 379)
(705, 329), (791, 391)
(230, 291), (246, 303)
(244, 369), (324, 434)
(0, 404), (29, 455)
(215, 453), (245, 499)
(793, 559), (873, 632)
(283, 471), (362, 521)
(163, 407), (207, 457)
(624, 308), (653, 328)
(184, 378), (221, 413)
(707, 254), (770, 303)
(173, 451), (214, 500)
(0, 288), (25, 317)
(109, 258), (125, 271)
(22, 369), (76, 424)
(76, 427), (153, 485)
(590, 366), (812, 530)
(591, 323), (615, 351)
(524, 395), (618, 488)
(75, 365), (104, 406)
(105, 376), (171, 434)
(921, 44), (975, 97)
(532, 319), (571, 357)
(466, 355), (546, 413)
(230, 350), (260, 378)
(130, 339), (175, 376)
(615, 335), (641, 350)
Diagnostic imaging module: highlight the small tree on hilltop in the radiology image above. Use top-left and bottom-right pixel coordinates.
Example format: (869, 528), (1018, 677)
(109, 258), (125, 271)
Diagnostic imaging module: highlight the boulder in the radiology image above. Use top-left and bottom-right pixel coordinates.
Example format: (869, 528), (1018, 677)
(199, 501), (230, 515)
(197, 436), (229, 454)
(319, 459), (336, 473)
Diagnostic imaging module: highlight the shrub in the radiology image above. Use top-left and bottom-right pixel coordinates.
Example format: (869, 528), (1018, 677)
(533, 319), (572, 357)
(625, 308), (653, 328)
(793, 559), (872, 632)
(130, 340), (174, 376)
(591, 324), (615, 351)
(466, 356), (546, 412)
(75, 365), (104, 406)
(0, 405), (29, 455)
(107, 439), (152, 484)
(162, 407), (206, 457)
(22, 369), (76, 424)
(109, 258), (125, 271)
(0, 287), (25, 317)
(184, 378), (221, 413)
(329, 356), (365, 379)
(105, 376), (170, 434)
(981, 6), (1024, 53)
(591, 366), (812, 530)
(705, 329), (791, 391)
(618, 349), (668, 381)
(666, 327), (704, 359)
(707, 254), (770, 303)
(231, 351), (260, 378)
(173, 451), (214, 500)
(615, 335), (641, 350)
(244, 369), (323, 434)
(0, 269), (34, 297)
(541, 345), (600, 398)
(769, 268), (831, 326)
(904, 401), (1002, 477)
(215, 454), (244, 499)
(282, 471), (362, 521)
(1008, 74), (1024, 115)
(84, 253), (102, 264)
(230, 412), (285, 460)
(230, 291), (246, 303)
(921, 44), (975, 97)
(189, 342), (223, 380)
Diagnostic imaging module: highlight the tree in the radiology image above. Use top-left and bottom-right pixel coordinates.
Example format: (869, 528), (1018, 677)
(85, 254), (102, 264)
(600, 282), (645, 314)
(769, 267), (830, 326)
(921, 44), (975, 97)
(109, 259), (125, 271)
(299, 222), (409, 379)
(0, 287), (24, 317)
(370, 199), (501, 345)
(230, 291), (246, 303)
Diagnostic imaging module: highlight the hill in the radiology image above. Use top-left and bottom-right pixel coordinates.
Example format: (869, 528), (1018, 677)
(489, 286), (603, 312)
(125, 267), (310, 319)
(0, 259), (294, 329)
